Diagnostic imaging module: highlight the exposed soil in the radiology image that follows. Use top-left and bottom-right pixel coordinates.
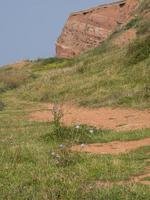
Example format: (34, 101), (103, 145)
(30, 103), (150, 131)
(71, 138), (150, 155)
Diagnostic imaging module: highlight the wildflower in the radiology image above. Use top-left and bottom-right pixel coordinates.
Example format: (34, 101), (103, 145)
(89, 129), (94, 134)
(59, 144), (65, 149)
(75, 125), (80, 129)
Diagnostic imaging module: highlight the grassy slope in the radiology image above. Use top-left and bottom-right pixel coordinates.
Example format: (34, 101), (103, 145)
(0, 1), (150, 108)
(0, 0), (150, 199)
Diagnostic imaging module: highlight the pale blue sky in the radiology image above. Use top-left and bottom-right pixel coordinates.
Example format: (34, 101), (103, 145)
(0, 0), (116, 66)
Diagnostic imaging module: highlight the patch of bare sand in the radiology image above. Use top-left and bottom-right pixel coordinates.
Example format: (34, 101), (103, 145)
(71, 138), (150, 155)
(30, 103), (150, 131)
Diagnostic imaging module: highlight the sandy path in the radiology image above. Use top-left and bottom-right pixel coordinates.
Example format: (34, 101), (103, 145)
(30, 103), (150, 131)
(71, 138), (150, 154)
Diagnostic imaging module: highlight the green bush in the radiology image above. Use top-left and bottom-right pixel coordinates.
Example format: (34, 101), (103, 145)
(125, 18), (140, 30)
(126, 35), (150, 65)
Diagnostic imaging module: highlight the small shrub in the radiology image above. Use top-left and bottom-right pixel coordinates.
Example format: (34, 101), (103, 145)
(50, 104), (64, 139)
(126, 35), (150, 65)
(125, 18), (140, 30)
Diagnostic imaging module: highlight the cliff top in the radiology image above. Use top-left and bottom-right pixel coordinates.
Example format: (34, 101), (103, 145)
(71, 0), (126, 16)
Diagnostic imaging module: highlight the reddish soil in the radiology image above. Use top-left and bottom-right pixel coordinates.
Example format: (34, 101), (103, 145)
(71, 138), (150, 155)
(30, 103), (150, 131)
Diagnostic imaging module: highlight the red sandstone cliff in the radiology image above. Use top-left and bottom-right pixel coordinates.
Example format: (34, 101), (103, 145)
(56, 0), (139, 58)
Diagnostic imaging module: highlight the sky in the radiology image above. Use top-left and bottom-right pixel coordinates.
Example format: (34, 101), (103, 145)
(0, 0), (116, 66)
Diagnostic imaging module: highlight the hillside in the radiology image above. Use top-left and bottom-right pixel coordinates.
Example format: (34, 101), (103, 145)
(0, 0), (149, 108)
(0, 0), (150, 199)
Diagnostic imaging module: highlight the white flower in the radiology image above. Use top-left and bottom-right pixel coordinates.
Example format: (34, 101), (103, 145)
(75, 125), (80, 129)
(89, 129), (94, 134)
(59, 144), (65, 148)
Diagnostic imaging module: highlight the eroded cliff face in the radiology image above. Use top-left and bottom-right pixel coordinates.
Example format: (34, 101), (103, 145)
(56, 0), (139, 58)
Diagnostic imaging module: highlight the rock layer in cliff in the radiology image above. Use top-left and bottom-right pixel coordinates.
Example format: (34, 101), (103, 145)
(56, 0), (139, 58)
